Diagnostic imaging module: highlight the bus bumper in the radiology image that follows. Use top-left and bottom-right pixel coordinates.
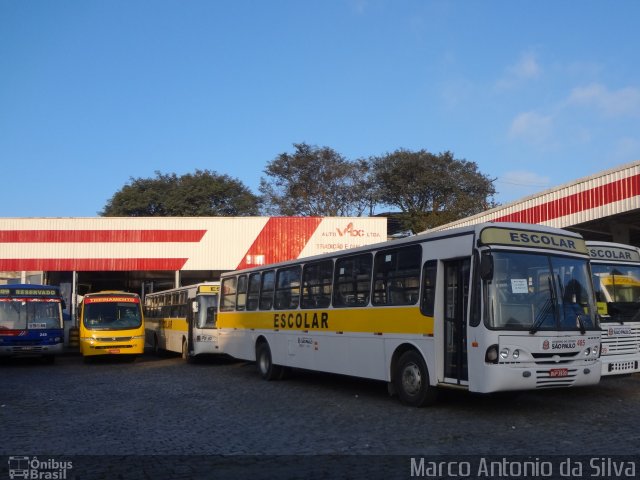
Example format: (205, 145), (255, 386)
(477, 361), (601, 393)
(0, 342), (64, 357)
(80, 336), (145, 357)
(600, 355), (640, 376)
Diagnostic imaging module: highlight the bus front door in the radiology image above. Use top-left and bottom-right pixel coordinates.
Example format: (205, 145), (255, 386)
(443, 258), (470, 384)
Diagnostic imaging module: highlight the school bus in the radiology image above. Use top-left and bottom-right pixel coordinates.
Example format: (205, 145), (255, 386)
(217, 223), (602, 407)
(78, 291), (145, 359)
(144, 282), (220, 360)
(588, 241), (640, 376)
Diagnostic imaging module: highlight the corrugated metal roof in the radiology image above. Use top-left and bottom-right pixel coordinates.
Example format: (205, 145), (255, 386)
(427, 160), (640, 232)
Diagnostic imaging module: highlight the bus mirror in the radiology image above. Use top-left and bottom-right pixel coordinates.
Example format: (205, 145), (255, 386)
(192, 301), (199, 313)
(479, 254), (493, 280)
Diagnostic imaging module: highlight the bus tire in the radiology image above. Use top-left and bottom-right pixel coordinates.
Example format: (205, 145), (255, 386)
(181, 338), (190, 362)
(394, 350), (437, 407)
(256, 341), (282, 381)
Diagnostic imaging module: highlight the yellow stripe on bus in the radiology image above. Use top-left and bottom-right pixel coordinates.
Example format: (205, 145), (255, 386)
(218, 307), (434, 335)
(159, 318), (189, 332)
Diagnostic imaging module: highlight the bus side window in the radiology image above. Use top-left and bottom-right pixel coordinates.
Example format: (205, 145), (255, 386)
(236, 275), (248, 311)
(220, 277), (237, 312)
(301, 260), (333, 308)
(333, 254), (372, 307)
(421, 260), (437, 316)
(246, 273), (261, 311)
(275, 266), (301, 310)
(373, 245), (421, 306)
(259, 270), (275, 310)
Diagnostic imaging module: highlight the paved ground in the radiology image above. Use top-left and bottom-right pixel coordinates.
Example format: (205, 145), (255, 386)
(1, 351), (639, 479)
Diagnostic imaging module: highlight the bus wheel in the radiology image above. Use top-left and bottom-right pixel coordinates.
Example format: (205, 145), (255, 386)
(256, 341), (282, 381)
(181, 339), (189, 361)
(394, 350), (437, 407)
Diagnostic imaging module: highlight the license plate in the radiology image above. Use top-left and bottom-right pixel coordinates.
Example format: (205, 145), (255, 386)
(549, 368), (568, 377)
(108, 349), (120, 354)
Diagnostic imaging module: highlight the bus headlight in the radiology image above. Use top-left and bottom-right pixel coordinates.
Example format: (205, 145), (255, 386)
(485, 345), (499, 364)
(593, 345), (599, 357)
(584, 347), (591, 356)
(512, 349), (520, 359)
(500, 348), (510, 359)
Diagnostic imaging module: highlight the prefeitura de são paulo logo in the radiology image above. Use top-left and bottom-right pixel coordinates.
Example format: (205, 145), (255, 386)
(7, 456), (72, 479)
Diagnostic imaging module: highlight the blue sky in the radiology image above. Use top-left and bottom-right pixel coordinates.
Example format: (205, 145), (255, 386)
(1, 0), (639, 217)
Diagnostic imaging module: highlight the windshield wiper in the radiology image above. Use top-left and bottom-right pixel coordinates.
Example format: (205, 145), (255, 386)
(530, 299), (552, 334)
(530, 278), (556, 334)
(576, 313), (587, 334)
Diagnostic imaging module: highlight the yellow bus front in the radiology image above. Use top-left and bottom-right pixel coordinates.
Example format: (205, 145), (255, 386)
(79, 292), (145, 357)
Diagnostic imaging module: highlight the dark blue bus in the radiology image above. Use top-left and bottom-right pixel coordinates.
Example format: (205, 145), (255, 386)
(0, 284), (65, 363)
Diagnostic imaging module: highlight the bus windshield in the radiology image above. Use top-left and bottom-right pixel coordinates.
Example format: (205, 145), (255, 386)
(83, 302), (142, 330)
(0, 299), (63, 330)
(196, 295), (218, 328)
(483, 251), (597, 331)
(592, 264), (640, 323)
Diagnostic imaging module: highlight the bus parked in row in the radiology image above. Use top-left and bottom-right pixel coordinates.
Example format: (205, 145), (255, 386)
(587, 241), (640, 376)
(78, 291), (145, 359)
(144, 282), (220, 360)
(0, 284), (65, 363)
(217, 223), (602, 407)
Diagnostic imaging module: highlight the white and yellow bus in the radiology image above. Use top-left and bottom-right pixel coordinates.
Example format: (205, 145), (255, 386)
(217, 222), (602, 407)
(78, 291), (145, 359)
(587, 241), (640, 376)
(144, 282), (220, 360)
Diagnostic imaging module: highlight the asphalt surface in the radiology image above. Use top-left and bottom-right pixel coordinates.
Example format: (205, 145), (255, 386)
(1, 351), (639, 479)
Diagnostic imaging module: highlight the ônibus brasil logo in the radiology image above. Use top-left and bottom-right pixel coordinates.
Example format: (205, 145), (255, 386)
(7, 456), (72, 479)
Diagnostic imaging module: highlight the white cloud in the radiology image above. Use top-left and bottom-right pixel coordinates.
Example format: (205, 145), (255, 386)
(500, 170), (551, 188)
(567, 83), (640, 117)
(348, 0), (369, 14)
(496, 51), (541, 89)
(495, 170), (552, 203)
(508, 111), (553, 144)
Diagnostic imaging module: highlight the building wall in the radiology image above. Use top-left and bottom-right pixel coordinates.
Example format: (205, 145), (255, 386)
(0, 216), (387, 273)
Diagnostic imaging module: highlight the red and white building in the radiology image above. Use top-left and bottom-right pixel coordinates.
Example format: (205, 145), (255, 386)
(0, 216), (386, 300)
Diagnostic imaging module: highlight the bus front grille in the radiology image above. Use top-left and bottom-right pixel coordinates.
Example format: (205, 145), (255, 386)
(12, 346), (44, 353)
(535, 368), (578, 388)
(531, 351), (582, 365)
(94, 337), (132, 342)
(93, 345), (134, 350)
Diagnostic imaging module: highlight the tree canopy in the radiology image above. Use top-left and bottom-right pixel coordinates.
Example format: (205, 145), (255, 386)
(371, 149), (496, 233)
(100, 170), (260, 217)
(100, 146), (497, 229)
(259, 143), (372, 217)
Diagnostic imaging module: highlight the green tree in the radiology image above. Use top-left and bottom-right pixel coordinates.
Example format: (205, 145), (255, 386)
(259, 143), (373, 216)
(100, 170), (260, 216)
(371, 149), (496, 233)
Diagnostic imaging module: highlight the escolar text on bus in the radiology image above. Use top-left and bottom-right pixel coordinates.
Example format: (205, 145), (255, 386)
(509, 232), (577, 249)
(274, 312), (329, 329)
